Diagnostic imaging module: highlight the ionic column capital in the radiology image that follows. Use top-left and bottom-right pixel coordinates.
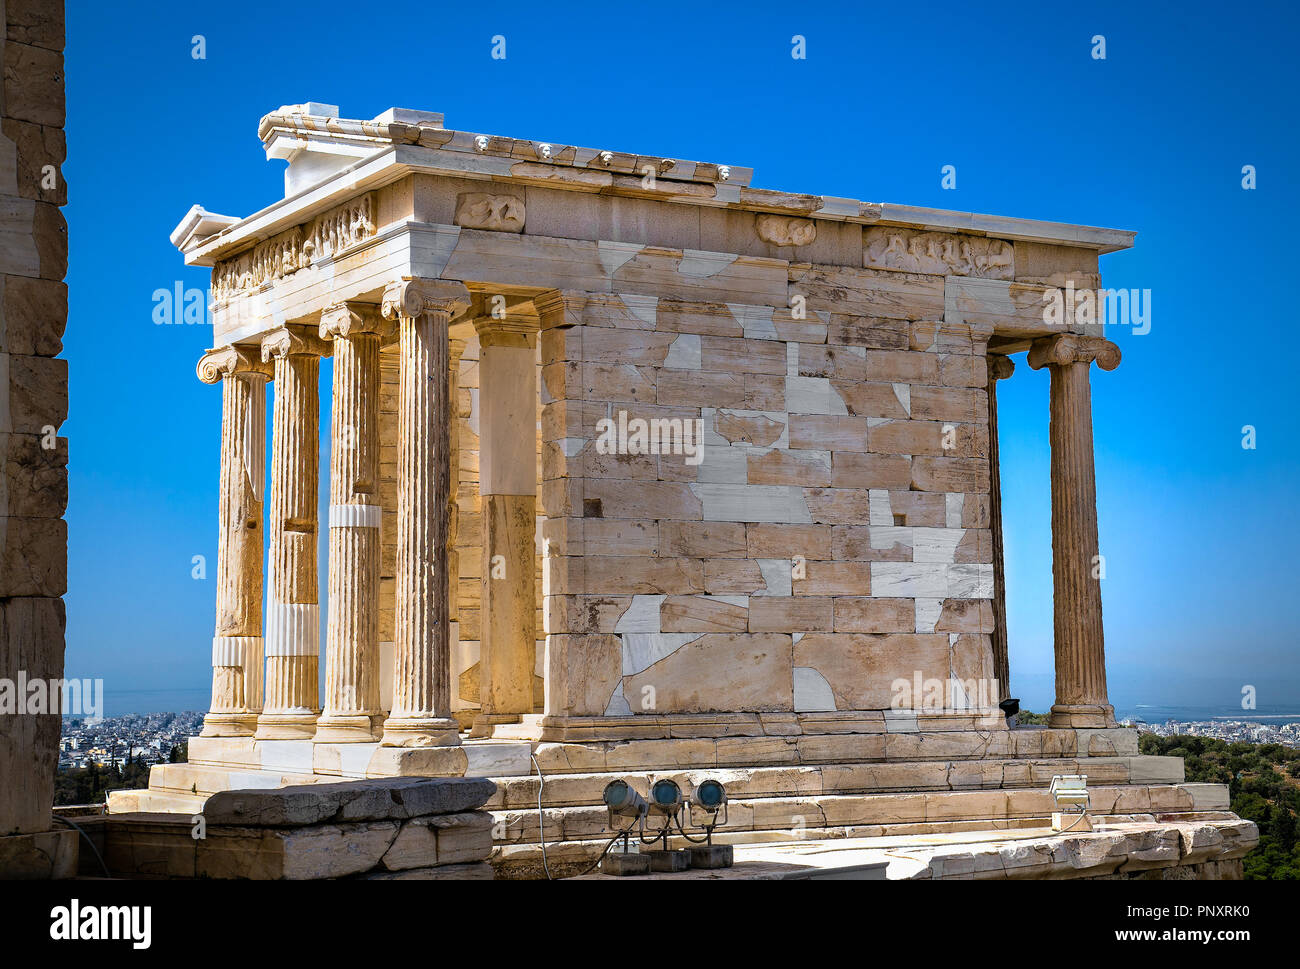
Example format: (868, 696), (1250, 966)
(261, 325), (331, 363)
(198, 345), (272, 384)
(381, 278), (470, 322)
(1027, 334), (1120, 372)
(989, 355), (1016, 382)
(319, 301), (384, 341)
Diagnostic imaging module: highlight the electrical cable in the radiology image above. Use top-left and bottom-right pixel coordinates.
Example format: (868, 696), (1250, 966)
(52, 813), (110, 878)
(529, 752), (552, 881)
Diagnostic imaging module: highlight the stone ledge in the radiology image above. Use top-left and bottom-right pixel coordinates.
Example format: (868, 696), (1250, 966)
(202, 776), (495, 827)
(0, 828), (76, 879)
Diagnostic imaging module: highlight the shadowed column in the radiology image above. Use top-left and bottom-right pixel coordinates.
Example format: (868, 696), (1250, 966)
(1027, 333), (1121, 729)
(316, 303), (385, 742)
(257, 325), (329, 740)
(198, 345), (271, 737)
(987, 354), (1014, 703)
(380, 278), (469, 747)
(472, 317), (538, 737)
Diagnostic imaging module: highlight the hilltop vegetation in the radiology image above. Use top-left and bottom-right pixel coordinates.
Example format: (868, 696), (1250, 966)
(1139, 733), (1300, 880)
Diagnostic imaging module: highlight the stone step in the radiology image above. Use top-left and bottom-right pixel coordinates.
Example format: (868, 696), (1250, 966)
(106, 789), (208, 815)
(489, 754), (1183, 810)
(486, 782), (1229, 849)
(147, 763), (327, 797)
(527, 726), (1140, 775)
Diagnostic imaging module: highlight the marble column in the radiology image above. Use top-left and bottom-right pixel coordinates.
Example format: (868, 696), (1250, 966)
(987, 354), (1014, 703)
(198, 345), (271, 737)
(380, 278), (469, 747)
(257, 325), (329, 740)
(472, 318), (538, 736)
(1027, 333), (1121, 729)
(447, 336), (467, 715)
(316, 304), (384, 742)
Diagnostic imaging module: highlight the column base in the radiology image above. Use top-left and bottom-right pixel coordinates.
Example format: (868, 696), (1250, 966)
(1048, 703), (1116, 729)
(469, 713), (523, 739)
(254, 712), (319, 740)
(201, 712), (258, 738)
(313, 714), (382, 743)
(380, 716), (462, 748)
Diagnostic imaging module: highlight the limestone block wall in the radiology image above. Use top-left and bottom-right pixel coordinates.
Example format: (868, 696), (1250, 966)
(0, 0), (68, 840)
(540, 290), (997, 720)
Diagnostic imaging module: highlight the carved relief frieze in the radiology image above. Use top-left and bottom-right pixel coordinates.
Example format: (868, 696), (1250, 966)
(211, 193), (376, 301)
(864, 227), (1013, 279)
(756, 213), (816, 247)
(454, 192), (525, 232)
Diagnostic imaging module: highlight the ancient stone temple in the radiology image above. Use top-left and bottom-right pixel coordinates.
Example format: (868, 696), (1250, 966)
(110, 103), (1256, 879)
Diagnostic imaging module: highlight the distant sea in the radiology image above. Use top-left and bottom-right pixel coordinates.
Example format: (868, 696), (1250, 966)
(1116, 703), (1300, 727)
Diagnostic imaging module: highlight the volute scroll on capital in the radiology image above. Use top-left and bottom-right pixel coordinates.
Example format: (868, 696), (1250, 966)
(988, 355), (1016, 382)
(260, 325), (331, 363)
(197, 345), (273, 384)
(380, 278), (471, 322)
(319, 302), (385, 341)
(1027, 333), (1121, 372)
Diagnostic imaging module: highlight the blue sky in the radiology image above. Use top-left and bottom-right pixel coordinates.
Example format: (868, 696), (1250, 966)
(64, 1), (1299, 715)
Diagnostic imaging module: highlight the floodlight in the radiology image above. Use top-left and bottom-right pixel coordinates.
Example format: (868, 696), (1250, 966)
(1049, 774), (1091, 832)
(694, 779), (727, 813)
(602, 779), (646, 820)
(649, 779), (684, 817)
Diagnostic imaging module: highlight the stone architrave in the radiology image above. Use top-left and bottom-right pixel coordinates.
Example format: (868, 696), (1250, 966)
(1027, 333), (1121, 729)
(316, 303), (386, 742)
(471, 317), (538, 736)
(380, 278), (469, 747)
(198, 345), (272, 736)
(256, 326), (329, 740)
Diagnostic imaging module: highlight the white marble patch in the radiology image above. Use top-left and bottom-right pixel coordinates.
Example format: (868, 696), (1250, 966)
(598, 240), (641, 277)
(892, 383), (911, 416)
(793, 667), (837, 712)
(883, 709), (920, 733)
(946, 493), (964, 528)
(691, 483), (812, 523)
(756, 558), (794, 597)
(868, 489), (894, 526)
(870, 562), (950, 598)
(785, 375), (848, 415)
(678, 249), (736, 278)
(619, 292), (658, 325)
(604, 682), (633, 716)
(696, 445), (751, 483)
(728, 302), (777, 340)
(559, 437), (587, 458)
(912, 527), (965, 564)
(614, 595), (666, 634)
(948, 564), (995, 599)
(869, 526), (912, 550)
(621, 632), (702, 676)
(664, 333), (701, 370)
(914, 598), (944, 634)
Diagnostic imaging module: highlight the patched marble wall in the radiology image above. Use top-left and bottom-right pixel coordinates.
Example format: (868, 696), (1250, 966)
(539, 290), (999, 719)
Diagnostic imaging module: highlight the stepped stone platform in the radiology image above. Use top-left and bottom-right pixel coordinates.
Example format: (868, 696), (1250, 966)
(104, 725), (1259, 879)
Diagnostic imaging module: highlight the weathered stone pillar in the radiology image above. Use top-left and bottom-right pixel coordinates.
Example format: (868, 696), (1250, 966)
(257, 326), (328, 740)
(198, 346), (271, 737)
(447, 336), (467, 696)
(987, 354), (1014, 703)
(316, 304), (385, 742)
(380, 278), (469, 747)
(1027, 333), (1121, 729)
(472, 317), (538, 736)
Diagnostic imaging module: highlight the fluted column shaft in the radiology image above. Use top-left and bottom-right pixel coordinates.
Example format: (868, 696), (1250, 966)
(1028, 334), (1120, 729)
(317, 305), (384, 742)
(199, 346), (271, 737)
(987, 355), (1014, 703)
(257, 326), (328, 740)
(473, 318), (538, 736)
(381, 279), (469, 747)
